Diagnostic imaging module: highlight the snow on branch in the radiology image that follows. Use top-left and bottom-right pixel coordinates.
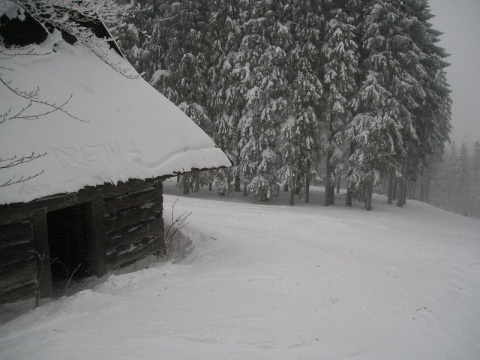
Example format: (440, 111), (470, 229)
(2, 0), (136, 78)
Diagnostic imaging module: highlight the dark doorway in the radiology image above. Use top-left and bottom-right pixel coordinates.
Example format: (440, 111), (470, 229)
(47, 204), (89, 285)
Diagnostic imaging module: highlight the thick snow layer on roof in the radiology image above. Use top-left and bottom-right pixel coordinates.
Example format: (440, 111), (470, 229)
(0, 31), (230, 205)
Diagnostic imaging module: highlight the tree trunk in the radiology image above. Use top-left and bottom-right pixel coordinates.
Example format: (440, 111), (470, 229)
(284, 183), (289, 192)
(289, 188), (295, 205)
(227, 173), (232, 193)
(425, 167), (431, 203)
(397, 177), (404, 207)
(295, 178), (302, 195)
(397, 155), (407, 207)
(289, 174), (295, 205)
(182, 174), (190, 195)
(420, 179), (425, 202)
(346, 188), (352, 206)
(260, 192), (267, 202)
(243, 184), (248, 197)
(392, 178), (397, 201)
(336, 176), (341, 194)
(295, 162), (303, 195)
(387, 173), (393, 204)
(305, 161), (311, 203)
(209, 182), (212, 191)
(346, 142), (354, 207)
(365, 179), (373, 211)
(324, 149), (332, 206)
(234, 174), (241, 192)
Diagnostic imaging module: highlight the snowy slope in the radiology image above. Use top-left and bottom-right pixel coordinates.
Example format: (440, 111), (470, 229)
(1, 189), (480, 359)
(0, 31), (230, 205)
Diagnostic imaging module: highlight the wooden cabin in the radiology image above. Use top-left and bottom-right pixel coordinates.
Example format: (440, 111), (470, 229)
(0, 7), (230, 304)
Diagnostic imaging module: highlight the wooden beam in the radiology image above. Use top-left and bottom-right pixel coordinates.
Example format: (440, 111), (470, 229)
(33, 209), (52, 299)
(0, 281), (38, 304)
(104, 188), (157, 213)
(0, 243), (34, 267)
(0, 261), (37, 292)
(106, 220), (160, 250)
(100, 179), (155, 198)
(107, 236), (157, 270)
(153, 180), (164, 253)
(0, 220), (33, 249)
(84, 194), (107, 277)
(104, 205), (156, 234)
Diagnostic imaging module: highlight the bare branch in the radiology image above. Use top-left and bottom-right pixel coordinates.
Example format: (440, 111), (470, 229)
(0, 169), (45, 187)
(65, 263), (82, 294)
(0, 74), (86, 123)
(0, 46), (51, 60)
(0, 152), (47, 169)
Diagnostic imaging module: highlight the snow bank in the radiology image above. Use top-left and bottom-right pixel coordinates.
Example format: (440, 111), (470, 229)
(0, 31), (230, 205)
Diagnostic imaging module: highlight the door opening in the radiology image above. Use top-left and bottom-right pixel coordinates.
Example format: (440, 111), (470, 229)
(47, 204), (89, 292)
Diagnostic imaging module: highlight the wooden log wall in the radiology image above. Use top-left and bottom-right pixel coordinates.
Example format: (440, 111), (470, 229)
(0, 218), (38, 304)
(103, 180), (164, 270)
(0, 177), (165, 304)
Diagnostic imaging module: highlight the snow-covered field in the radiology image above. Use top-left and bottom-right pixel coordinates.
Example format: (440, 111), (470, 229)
(1, 184), (480, 360)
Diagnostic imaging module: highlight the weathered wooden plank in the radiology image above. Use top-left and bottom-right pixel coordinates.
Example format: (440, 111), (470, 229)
(0, 243), (34, 267)
(104, 188), (157, 213)
(0, 219), (33, 248)
(106, 219), (161, 250)
(33, 209), (52, 299)
(107, 235), (159, 270)
(0, 260), (38, 293)
(0, 205), (34, 225)
(101, 179), (155, 199)
(84, 194), (107, 277)
(152, 181), (164, 251)
(104, 204), (156, 233)
(0, 280), (38, 304)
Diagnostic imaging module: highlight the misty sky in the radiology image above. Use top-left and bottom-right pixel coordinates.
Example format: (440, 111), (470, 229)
(428, 0), (480, 145)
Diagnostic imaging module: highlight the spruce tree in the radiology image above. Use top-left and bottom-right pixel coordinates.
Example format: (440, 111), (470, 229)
(277, 0), (324, 204)
(348, 0), (426, 210)
(115, 0), (169, 83)
(322, 0), (358, 206)
(209, 0), (243, 194)
(233, 0), (291, 201)
(403, 0), (451, 191)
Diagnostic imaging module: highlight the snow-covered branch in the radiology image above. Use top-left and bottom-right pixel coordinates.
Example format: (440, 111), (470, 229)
(1, 0), (136, 78)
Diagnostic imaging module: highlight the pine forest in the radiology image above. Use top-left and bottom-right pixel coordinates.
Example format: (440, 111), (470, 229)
(114, 0), (462, 213)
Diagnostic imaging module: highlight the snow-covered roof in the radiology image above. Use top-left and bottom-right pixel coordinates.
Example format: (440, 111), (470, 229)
(0, 31), (230, 205)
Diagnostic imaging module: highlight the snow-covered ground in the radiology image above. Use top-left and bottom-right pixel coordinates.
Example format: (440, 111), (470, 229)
(1, 184), (479, 360)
